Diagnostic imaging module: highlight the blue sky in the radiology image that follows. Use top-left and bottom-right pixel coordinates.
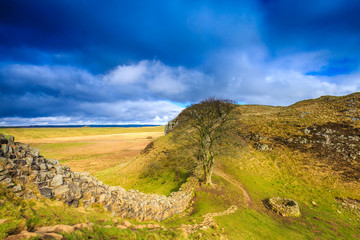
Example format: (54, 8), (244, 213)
(1, 0), (360, 126)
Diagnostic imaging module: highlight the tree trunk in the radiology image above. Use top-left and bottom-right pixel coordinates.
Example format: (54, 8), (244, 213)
(203, 161), (214, 185)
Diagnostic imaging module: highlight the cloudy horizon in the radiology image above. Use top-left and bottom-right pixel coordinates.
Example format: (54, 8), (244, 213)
(1, 0), (360, 126)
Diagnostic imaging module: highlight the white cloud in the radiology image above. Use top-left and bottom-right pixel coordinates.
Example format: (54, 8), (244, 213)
(0, 100), (184, 126)
(1, 54), (360, 126)
(147, 67), (187, 95)
(79, 99), (183, 122)
(103, 60), (210, 100)
(104, 61), (147, 84)
(206, 48), (360, 105)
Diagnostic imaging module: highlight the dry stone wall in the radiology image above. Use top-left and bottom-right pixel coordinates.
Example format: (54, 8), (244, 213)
(0, 134), (197, 221)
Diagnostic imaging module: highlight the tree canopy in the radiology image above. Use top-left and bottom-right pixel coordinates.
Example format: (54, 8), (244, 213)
(179, 98), (237, 185)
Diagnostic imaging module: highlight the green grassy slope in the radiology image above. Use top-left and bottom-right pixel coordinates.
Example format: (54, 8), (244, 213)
(160, 92), (360, 239)
(96, 135), (193, 196)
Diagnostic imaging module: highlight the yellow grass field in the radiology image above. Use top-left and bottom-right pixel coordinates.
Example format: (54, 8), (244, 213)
(0, 126), (164, 183)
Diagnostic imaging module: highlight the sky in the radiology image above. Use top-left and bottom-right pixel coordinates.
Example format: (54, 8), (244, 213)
(1, 0), (360, 126)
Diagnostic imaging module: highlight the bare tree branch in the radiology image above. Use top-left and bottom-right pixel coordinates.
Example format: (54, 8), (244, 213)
(174, 97), (237, 185)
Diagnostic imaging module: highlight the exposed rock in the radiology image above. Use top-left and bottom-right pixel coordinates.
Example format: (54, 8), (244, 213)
(164, 120), (178, 135)
(254, 142), (271, 151)
(5, 231), (38, 240)
(39, 188), (53, 198)
(4, 135), (15, 143)
(31, 163), (41, 171)
(6, 229), (64, 240)
(74, 223), (93, 231)
(47, 159), (59, 165)
(122, 221), (132, 228)
(29, 147), (40, 157)
(54, 165), (62, 174)
(36, 225), (75, 234)
(336, 197), (360, 213)
(23, 189), (36, 199)
(265, 197), (301, 217)
(1, 178), (14, 187)
(133, 225), (145, 230)
(54, 185), (70, 199)
(277, 123), (360, 181)
(39, 232), (63, 239)
(304, 128), (311, 134)
(176, 205), (237, 234)
(1, 144), (9, 155)
(250, 133), (268, 141)
(39, 163), (47, 170)
(51, 175), (63, 187)
(12, 185), (22, 193)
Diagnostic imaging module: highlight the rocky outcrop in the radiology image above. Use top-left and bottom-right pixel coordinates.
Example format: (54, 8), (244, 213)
(253, 142), (271, 151)
(336, 197), (360, 217)
(164, 120), (178, 135)
(277, 123), (360, 181)
(0, 134), (197, 221)
(264, 197), (301, 217)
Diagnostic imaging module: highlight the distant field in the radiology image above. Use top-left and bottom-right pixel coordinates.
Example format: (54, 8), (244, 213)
(0, 126), (164, 141)
(0, 126), (165, 188)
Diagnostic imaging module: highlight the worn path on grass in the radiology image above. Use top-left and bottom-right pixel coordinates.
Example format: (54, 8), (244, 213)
(214, 168), (253, 207)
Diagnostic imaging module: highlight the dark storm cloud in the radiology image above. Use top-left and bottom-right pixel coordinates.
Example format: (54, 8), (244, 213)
(0, 59), (203, 122)
(259, 0), (360, 68)
(0, 0), (258, 71)
(1, 0), (360, 125)
(0, 62), (195, 123)
(2, 0), (360, 71)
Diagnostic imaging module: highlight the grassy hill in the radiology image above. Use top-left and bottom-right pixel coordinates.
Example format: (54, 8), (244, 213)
(1, 93), (360, 239)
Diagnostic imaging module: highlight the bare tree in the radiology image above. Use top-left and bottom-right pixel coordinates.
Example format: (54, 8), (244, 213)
(179, 98), (236, 185)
